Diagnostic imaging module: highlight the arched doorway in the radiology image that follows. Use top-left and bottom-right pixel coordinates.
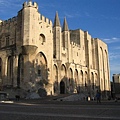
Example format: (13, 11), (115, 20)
(60, 64), (66, 94)
(60, 81), (65, 94)
(74, 69), (78, 93)
(68, 68), (74, 93)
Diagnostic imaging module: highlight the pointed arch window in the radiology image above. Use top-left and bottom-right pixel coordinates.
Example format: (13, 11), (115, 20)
(17, 54), (24, 88)
(6, 35), (10, 46)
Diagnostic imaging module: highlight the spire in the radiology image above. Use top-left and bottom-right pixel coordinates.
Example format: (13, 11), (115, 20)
(62, 17), (69, 31)
(53, 12), (61, 27)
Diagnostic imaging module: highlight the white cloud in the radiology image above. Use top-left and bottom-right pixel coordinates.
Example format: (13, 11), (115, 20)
(0, 0), (8, 6)
(0, 1), (24, 20)
(63, 12), (79, 19)
(100, 14), (120, 21)
(110, 63), (120, 73)
(64, 13), (74, 18)
(0, 0), (21, 9)
(109, 52), (120, 61)
(102, 37), (120, 44)
(112, 37), (118, 40)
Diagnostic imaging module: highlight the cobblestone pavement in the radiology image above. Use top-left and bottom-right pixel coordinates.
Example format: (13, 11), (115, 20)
(0, 99), (120, 120)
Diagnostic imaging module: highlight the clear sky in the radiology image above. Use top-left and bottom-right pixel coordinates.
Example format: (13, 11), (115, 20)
(0, 0), (120, 81)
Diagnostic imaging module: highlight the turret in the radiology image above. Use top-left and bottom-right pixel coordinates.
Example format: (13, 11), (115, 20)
(62, 17), (69, 32)
(21, 0), (39, 55)
(53, 12), (62, 60)
(53, 12), (61, 27)
(62, 17), (70, 62)
(23, 0), (38, 10)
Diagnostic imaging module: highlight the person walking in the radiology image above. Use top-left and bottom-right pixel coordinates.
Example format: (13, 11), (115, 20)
(96, 90), (101, 103)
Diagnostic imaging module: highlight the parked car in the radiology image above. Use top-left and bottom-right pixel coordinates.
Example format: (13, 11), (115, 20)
(0, 91), (9, 101)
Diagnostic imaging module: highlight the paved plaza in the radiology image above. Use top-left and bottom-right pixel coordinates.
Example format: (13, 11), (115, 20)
(0, 98), (120, 120)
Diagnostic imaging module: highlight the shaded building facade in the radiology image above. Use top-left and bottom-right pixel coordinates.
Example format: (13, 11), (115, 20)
(112, 74), (120, 98)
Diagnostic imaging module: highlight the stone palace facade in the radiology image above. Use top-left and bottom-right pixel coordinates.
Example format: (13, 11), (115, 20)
(0, 1), (111, 98)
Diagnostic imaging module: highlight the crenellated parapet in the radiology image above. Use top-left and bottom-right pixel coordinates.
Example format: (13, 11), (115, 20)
(23, 1), (38, 10)
(0, 16), (17, 27)
(22, 1), (52, 26)
(39, 14), (52, 26)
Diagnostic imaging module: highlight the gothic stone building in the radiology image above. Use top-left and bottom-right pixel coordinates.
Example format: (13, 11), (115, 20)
(0, 1), (111, 98)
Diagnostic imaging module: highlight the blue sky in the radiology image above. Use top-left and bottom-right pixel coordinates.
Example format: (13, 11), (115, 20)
(0, 0), (120, 80)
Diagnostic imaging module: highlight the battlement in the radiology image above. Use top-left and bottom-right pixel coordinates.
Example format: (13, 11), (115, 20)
(40, 14), (52, 25)
(94, 38), (99, 40)
(23, 1), (38, 10)
(0, 17), (17, 26)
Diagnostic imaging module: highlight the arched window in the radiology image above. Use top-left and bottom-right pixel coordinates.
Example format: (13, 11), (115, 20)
(35, 52), (48, 81)
(39, 34), (45, 44)
(61, 64), (66, 78)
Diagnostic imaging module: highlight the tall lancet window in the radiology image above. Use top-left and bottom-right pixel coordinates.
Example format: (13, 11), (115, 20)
(7, 56), (13, 85)
(17, 54), (24, 88)
(62, 34), (65, 49)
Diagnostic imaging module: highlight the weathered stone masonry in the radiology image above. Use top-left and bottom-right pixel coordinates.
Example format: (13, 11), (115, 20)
(0, 1), (111, 98)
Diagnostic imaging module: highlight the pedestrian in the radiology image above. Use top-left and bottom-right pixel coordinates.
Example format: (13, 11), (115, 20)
(115, 97), (118, 102)
(15, 95), (20, 101)
(96, 90), (101, 103)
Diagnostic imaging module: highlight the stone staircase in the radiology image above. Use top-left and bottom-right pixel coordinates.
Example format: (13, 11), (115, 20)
(56, 93), (87, 101)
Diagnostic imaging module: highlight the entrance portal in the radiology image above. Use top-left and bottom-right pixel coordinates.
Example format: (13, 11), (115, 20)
(60, 81), (65, 94)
